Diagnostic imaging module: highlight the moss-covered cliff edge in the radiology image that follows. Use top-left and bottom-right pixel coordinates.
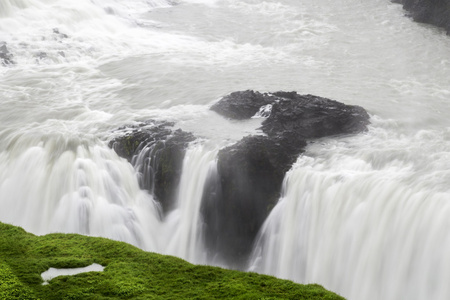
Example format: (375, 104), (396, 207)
(0, 222), (344, 299)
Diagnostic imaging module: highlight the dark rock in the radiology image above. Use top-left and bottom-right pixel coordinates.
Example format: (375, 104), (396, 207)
(202, 135), (306, 266)
(210, 90), (276, 120)
(204, 90), (370, 265)
(393, 0), (450, 34)
(109, 121), (196, 212)
(0, 42), (14, 66)
(152, 129), (196, 211)
(109, 121), (174, 162)
(261, 92), (370, 139)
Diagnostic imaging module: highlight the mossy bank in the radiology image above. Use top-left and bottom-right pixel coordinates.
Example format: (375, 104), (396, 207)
(0, 222), (344, 299)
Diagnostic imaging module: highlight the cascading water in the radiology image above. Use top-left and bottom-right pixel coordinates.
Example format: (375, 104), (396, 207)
(250, 123), (450, 300)
(0, 134), (162, 249)
(163, 145), (218, 264)
(0, 131), (218, 259)
(2, 0), (450, 299)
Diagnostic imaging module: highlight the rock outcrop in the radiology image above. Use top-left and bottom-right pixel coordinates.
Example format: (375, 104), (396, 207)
(109, 121), (195, 212)
(108, 91), (370, 266)
(202, 135), (306, 265)
(261, 91), (370, 139)
(210, 90), (276, 120)
(204, 90), (370, 265)
(393, 0), (450, 34)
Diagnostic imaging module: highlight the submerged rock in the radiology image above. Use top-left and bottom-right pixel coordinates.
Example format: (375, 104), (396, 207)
(204, 90), (370, 265)
(0, 42), (14, 66)
(109, 121), (195, 212)
(393, 0), (450, 34)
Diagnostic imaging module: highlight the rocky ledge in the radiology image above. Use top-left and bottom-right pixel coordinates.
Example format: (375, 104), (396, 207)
(393, 0), (450, 34)
(210, 90), (276, 119)
(203, 90), (370, 265)
(109, 121), (195, 212)
(109, 91), (370, 267)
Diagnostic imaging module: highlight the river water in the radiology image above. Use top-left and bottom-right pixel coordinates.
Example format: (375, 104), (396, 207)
(1, 0), (450, 299)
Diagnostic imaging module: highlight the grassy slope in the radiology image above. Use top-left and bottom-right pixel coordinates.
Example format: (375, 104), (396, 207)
(0, 222), (345, 300)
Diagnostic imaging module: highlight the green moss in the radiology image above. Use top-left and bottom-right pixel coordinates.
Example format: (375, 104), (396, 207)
(0, 222), (345, 299)
(0, 261), (38, 300)
(123, 135), (140, 158)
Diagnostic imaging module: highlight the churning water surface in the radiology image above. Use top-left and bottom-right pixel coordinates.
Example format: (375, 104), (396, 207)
(1, 0), (450, 299)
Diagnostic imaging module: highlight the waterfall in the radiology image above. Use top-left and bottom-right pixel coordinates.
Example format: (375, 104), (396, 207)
(0, 135), (161, 250)
(0, 133), (218, 265)
(2, 0), (450, 299)
(162, 145), (218, 264)
(249, 128), (450, 300)
(0, 137), (158, 249)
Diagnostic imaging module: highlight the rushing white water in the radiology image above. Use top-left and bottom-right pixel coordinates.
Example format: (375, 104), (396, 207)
(163, 145), (218, 264)
(0, 134), (161, 249)
(250, 122), (450, 300)
(1, 0), (450, 299)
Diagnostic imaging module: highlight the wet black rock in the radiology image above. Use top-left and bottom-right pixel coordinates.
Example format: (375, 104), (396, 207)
(202, 135), (306, 266)
(393, 0), (450, 34)
(0, 42), (14, 66)
(210, 90), (276, 120)
(210, 90), (370, 139)
(109, 121), (174, 162)
(204, 90), (370, 265)
(261, 92), (370, 139)
(109, 121), (196, 212)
